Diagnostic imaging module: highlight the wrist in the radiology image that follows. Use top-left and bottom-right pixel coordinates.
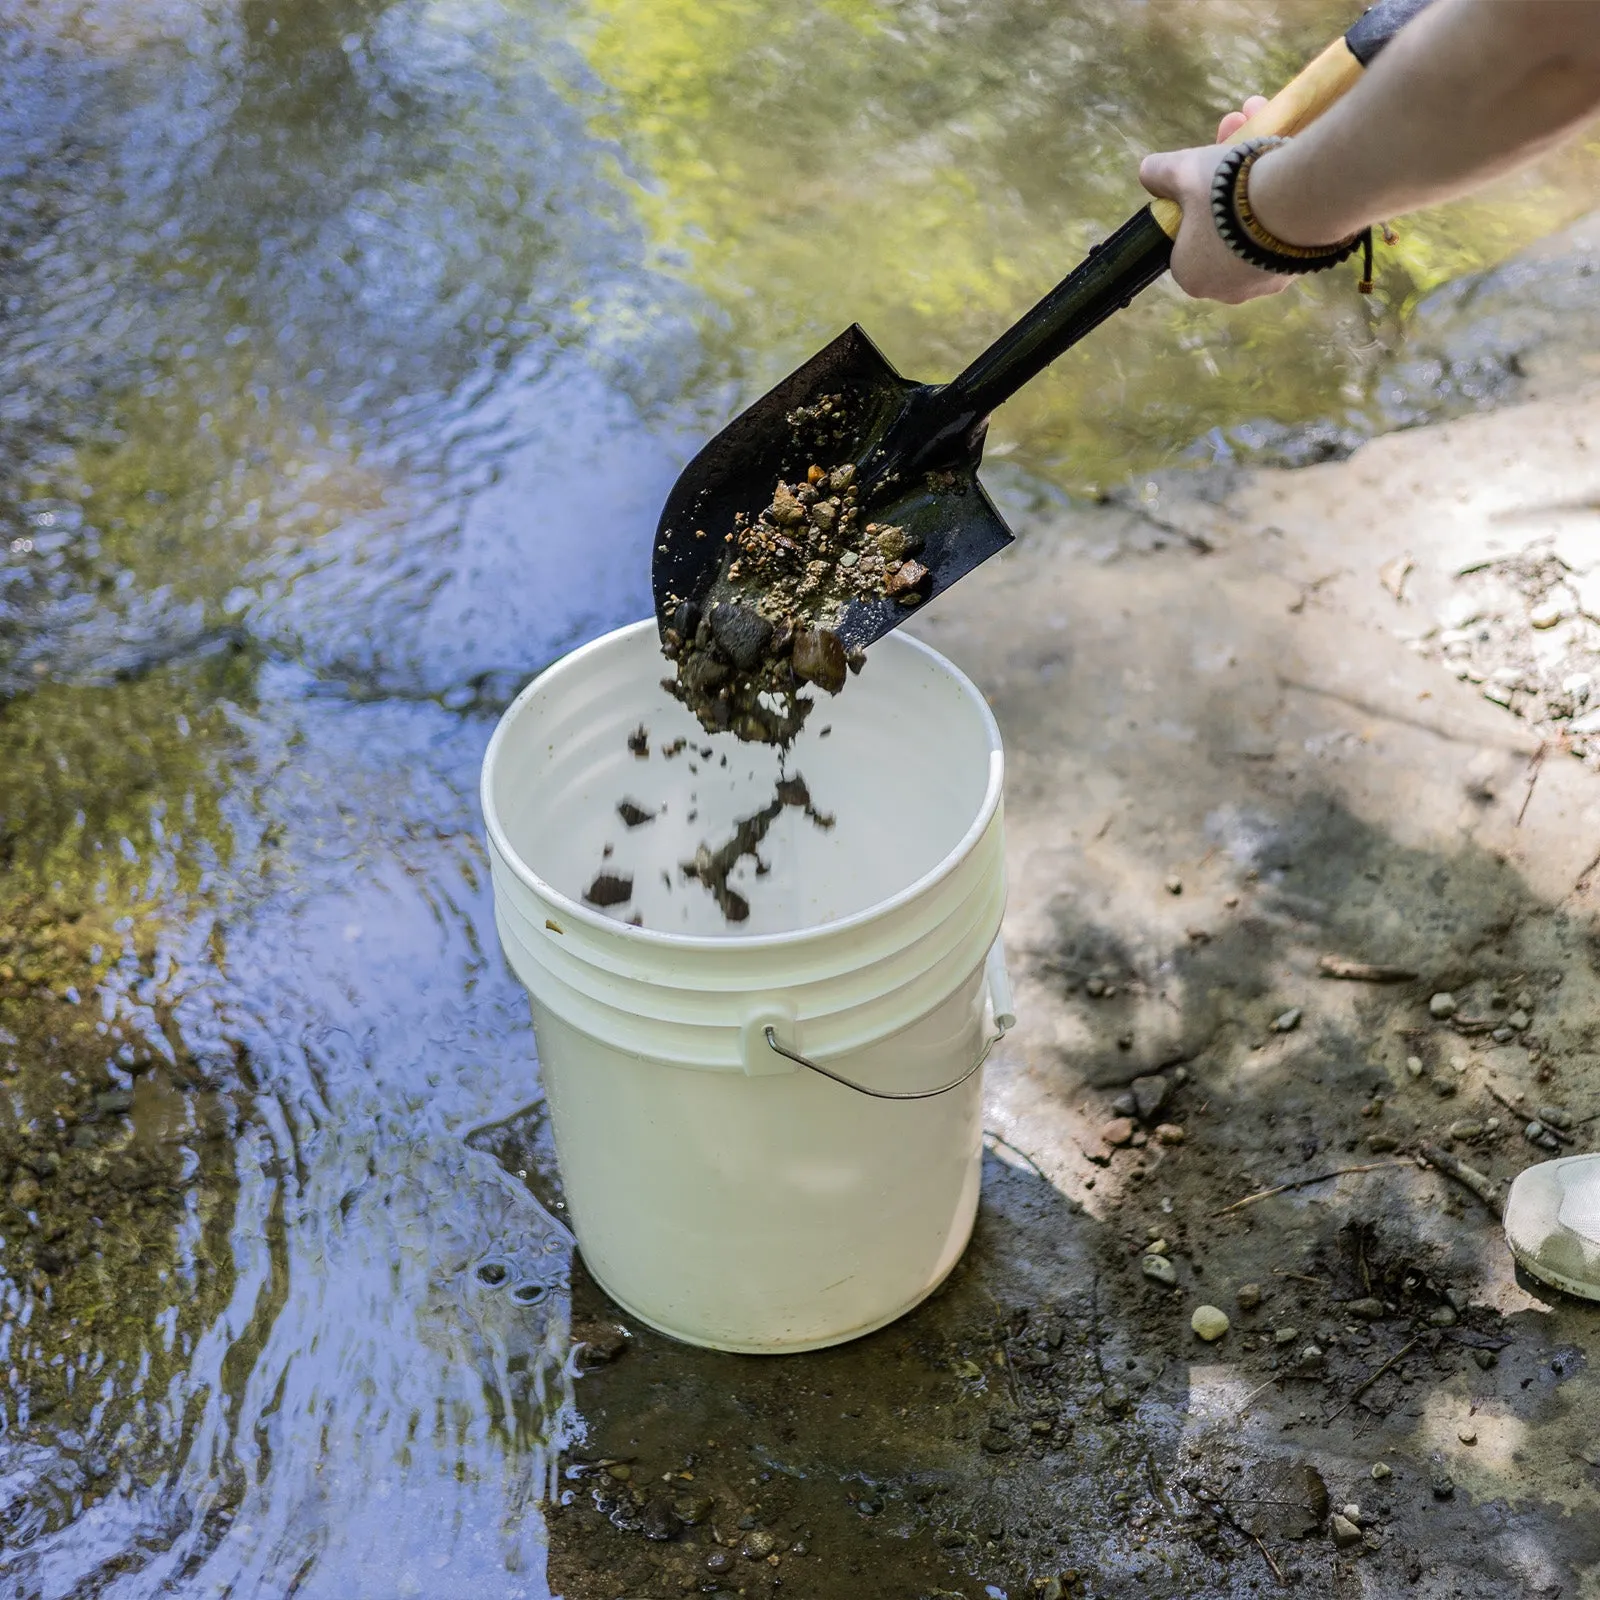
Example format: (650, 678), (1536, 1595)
(1210, 139), (1365, 280)
(1245, 143), (1364, 249)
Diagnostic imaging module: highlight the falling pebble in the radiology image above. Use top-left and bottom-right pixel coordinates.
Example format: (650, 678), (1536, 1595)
(583, 872), (634, 908)
(1191, 1305), (1230, 1341)
(1458, 1427), (1477, 1446)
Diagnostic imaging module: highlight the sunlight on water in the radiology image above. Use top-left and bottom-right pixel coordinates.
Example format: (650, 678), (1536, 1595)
(574, 0), (1600, 486)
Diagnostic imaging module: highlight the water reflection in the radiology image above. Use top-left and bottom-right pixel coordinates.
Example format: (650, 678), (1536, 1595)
(2, 0), (1598, 1594)
(578, 0), (1600, 485)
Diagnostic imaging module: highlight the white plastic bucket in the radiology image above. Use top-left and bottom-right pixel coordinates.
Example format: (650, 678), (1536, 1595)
(481, 619), (1010, 1353)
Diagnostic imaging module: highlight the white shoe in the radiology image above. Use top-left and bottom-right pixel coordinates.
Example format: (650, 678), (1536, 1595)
(1504, 1154), (1600, 1302)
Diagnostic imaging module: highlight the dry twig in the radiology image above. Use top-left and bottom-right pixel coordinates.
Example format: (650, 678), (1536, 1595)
(983, 1129), (1045, 1177)
(1516, 743), (1548, 828)
(1318, 955), (1417, 982)
(1211, 1162), (1410, 1218)
(1251, 1535), (1285, 1583)
(1485, 1082), (1524, 1115)
(1418, 1143), (1503, 1216)
(1326, 1337), (1421, 1423)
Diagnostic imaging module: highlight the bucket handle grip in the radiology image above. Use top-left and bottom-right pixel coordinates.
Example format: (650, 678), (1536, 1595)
(760, 942), (1016, 1101)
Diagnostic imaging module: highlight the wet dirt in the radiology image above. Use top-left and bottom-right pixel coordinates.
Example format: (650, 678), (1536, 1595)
(680, 773), (835, 924)
(582, 872), (635, 909)
(660, 449), (909, 744)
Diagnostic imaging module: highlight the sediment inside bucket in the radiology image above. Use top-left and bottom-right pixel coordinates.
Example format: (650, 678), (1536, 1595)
(489, 627), (996, 938)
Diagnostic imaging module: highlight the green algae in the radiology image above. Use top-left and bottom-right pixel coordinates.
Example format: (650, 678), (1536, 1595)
(0, 656), (254, 1526)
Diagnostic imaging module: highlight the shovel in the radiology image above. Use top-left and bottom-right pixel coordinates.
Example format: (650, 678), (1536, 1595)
(653, 0), (1433, 651)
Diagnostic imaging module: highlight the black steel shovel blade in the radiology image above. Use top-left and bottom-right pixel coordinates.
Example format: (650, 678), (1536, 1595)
(651, 323), (1013, 652)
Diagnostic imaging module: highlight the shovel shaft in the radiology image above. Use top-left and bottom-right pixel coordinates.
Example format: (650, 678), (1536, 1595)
(914, 208), (1174, 459)
(904, 0), (1435, 468)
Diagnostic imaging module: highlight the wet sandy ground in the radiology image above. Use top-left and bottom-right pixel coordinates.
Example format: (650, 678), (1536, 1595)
(545, 241), (1600, 1600)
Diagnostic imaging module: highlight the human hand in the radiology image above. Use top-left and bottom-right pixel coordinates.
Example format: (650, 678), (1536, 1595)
(1138, 97), (1294, 304)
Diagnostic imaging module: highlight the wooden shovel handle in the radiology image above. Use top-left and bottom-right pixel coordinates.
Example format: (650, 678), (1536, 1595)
(1151, 0), (1435, 240)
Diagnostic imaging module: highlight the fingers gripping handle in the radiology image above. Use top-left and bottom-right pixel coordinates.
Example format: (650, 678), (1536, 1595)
(1150, 0), (1436, 240)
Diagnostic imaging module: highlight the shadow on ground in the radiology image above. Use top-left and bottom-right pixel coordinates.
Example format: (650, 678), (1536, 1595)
(508, 539), (1600, 1598)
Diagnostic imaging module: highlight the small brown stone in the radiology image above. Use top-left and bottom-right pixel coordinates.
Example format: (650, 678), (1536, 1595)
(792, 627), (848, 694)
(876, 525), (914, 561)
(1101, 1117), (1136, 1148)
(1155, 1123), (1186, 1145)
(673, 1494), (714, 1525)
(885, 558), (930, 598)
(772, 494), (805, 526)
(572, 1319), (629, 1367)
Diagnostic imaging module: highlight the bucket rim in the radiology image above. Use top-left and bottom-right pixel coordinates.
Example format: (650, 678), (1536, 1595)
(480, 618), (1004, 953)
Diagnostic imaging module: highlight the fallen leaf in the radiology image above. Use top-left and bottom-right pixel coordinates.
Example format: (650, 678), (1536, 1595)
(1225, 1458), (1329, 1542)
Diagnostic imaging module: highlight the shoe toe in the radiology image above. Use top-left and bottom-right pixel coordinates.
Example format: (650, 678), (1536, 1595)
(1505, 1154), (1600, 1301)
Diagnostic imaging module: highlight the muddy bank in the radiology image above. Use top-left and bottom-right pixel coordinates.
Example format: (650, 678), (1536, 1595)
(538, 259), (1600, 1596)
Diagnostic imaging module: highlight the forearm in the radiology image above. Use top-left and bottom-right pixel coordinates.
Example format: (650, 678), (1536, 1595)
(1251, 0), (1600, 246)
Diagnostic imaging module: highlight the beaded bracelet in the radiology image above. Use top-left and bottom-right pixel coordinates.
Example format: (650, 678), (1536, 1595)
(1211, 136), (1375, 290)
